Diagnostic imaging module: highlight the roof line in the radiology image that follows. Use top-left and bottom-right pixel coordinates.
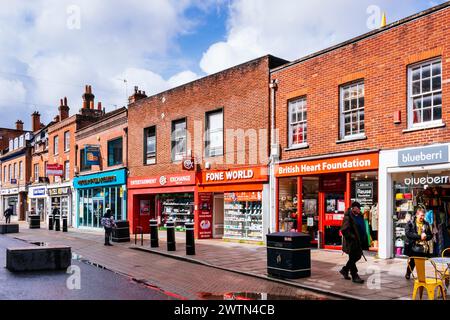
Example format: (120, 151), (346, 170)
(271, 2), (450, 74)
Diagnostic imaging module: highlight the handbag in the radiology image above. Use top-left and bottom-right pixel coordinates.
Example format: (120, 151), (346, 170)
(411, 241), (430, 254)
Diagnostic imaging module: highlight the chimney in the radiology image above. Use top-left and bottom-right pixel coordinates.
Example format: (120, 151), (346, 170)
(82, 84), (95, 109)
(15, 120), (24, 131)
(59, 97), (70, 121)
(31, 111), (41, 132)
(97, 102), (102, 111)
(128, 86), (148, 104)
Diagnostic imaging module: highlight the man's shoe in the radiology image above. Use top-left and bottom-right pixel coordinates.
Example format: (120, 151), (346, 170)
(107, 243), (113, 246)
(339, 268), (351, 280)
(351, 274), (364, 284)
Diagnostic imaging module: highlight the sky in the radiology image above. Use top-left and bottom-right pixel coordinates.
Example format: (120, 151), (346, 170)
(0, 0), (446, 129)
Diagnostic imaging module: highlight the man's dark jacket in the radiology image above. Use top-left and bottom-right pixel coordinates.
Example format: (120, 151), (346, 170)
(340, 209), (366, 258)
(3, 208), (13, 217)
(404, 217), (433, 256)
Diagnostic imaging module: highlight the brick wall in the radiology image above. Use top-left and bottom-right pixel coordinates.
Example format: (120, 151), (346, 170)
(128, 55), (287, 178)
(271, 6), (450, 161)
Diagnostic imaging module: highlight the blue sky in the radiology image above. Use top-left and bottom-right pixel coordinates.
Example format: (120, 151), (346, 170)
(0, 0), (446, 129)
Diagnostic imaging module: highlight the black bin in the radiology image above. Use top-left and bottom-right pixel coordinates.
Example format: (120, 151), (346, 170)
(267, 232), (311, 279)
(112, 220), (130, 243)
(28, 215), (41, 229)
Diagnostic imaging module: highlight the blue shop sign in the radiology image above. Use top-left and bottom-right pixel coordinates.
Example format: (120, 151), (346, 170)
(73, 169), (126, 189)
(32, 188), (46, 196)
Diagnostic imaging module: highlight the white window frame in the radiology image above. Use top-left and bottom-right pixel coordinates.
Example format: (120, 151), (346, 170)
(145, 127), (156, 165)
(54, 135), (59, 155)
(288, 97), (307, 148)
(64, 161), (70, 181)
(172, 119), (187, 162)
(19, 161), (23, 180)
(34, 164), (39, 182)
(340, 81), (365, 140)
(407, 58), (442, 129)
(205, 110), (223, 157)
(64, 131), (70, 152)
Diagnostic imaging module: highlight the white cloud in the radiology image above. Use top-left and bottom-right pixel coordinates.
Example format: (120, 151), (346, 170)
(0, 79), (27, 126)
(200, 0), (437, 74)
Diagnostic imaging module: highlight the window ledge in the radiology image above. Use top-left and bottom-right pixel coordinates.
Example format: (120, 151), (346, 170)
(402, 123), (446, 133)
(336, 135), (367, 144)
(284, 143), (309, 151)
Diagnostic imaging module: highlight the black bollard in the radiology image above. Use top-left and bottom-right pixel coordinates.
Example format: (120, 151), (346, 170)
(62, 216), (68, 232)
(185, 222), (195, 255)
(150, 219), (159, 248)
(166, 220), (176, 251)
(54, 214), (60, 231)
(48, 215), (53, 231)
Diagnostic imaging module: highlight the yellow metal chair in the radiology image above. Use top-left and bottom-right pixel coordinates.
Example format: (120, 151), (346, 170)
(441, 248), (450, 287)
(408, 257), (446, 300)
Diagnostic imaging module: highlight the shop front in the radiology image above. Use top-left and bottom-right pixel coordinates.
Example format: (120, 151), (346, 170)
(197, 166), (269, 243)
(28, 186), (48, 222)
(1, 187), (26, 221)
(275, 151), (379, 251)
(379, 143), (450, 259)
(47, 183), (73, 226)
(73, 169), (127, 229)
(127, 172), (197, 235)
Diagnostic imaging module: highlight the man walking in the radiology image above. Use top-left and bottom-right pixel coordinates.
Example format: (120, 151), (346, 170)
(101, 209), (116, 246)
(339, 201), (368, 284)
(3, 205), (13, 224)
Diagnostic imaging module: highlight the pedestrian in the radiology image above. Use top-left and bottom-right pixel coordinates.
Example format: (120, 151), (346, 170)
(52, 207), (60, 229)
(4, 205), (13, 224)
(404, 208), (433, 280)
(339, 201), (368, 284)
(101, 209), (116, 246)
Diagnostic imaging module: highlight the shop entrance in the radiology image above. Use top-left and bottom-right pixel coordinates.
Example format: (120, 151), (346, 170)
(93, 198), (104, 228)
(213, 195), (224, 239)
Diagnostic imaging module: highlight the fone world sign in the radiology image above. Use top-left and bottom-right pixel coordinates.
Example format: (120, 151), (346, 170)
(398, 145), (448, 167)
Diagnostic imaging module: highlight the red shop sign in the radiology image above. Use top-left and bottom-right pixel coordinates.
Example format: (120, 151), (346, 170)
(128, 172), (196, 189)
(46, 164), (64, 176)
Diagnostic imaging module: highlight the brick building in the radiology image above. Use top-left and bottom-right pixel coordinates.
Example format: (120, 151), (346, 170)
(0, 119), (34, 221)
(127, 55), (288, 239)
(270, 3), (450, 258)
(72, 107), (128, 229)
(45, 87), (104, 227)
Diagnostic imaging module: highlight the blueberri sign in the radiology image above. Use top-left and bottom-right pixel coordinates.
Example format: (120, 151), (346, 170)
(398, 146), (448, 167)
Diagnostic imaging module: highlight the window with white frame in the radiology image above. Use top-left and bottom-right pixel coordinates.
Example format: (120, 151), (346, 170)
(172, 119), (187, 162)
(34, 163), (39, 182)
(13, 163), (17, 180)
(408, 59), (442, 127)
(144, 126), (156, 165)
(205, 109), (223, 157)
(64, 161), (70, 181)
(54, 135), (59, 155)
(64, 131), (70, 152)
(288, 97), (307, 147)
(340, 81), (365, 139)
(8, 165), (11, 182)
(3, 166), (6, 182)
(19, 161), (23, 180)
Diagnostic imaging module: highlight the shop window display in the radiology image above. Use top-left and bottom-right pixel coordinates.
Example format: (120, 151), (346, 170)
(160, 193), (194, 231)
(278, 177), (298, 232)
(393, 172), (450, 258)
(223, 192), (263, 241)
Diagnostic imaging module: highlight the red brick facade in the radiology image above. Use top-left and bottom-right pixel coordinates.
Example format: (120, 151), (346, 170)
(271, 5), (449, 161)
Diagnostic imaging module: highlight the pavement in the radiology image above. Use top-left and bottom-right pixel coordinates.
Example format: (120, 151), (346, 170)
(2, 222), (448, 300)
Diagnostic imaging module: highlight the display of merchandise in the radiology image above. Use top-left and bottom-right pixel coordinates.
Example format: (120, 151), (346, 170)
(393, 185), (415, 257)
(223, 192), (263, 241)
(160, 194), (194, 231)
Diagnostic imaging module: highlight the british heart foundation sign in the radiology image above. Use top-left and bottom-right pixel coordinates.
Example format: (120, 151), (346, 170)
(275, 152), (379, 178)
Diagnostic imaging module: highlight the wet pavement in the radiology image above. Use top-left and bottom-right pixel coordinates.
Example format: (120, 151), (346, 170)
(0, 235), (173, 300)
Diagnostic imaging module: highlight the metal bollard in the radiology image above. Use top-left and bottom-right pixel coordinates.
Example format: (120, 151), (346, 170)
(166, 220), (176, 251)
(54, 214), (60, 231)
(150, 219), (159, 248)
(185, 222), (195, 255)
(62, 216), (68, 232)
(48, 215), (53, 231)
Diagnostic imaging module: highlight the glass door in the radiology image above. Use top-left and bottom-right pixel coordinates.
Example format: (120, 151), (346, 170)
(322, 192), (345, 248)
(93, 199), (104, 228)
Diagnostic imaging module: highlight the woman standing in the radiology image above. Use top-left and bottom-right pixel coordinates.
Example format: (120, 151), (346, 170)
(101, 209), (117, 246)
(405, 208), (433, 279)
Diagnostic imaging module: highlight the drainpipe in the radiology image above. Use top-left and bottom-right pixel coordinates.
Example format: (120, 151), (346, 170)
(268, 79), (278, 234)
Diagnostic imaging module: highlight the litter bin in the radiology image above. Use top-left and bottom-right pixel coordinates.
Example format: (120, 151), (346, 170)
(267, 232), (311, 279)
(28, 215), (41, 229)
(112, 220), (130, 243)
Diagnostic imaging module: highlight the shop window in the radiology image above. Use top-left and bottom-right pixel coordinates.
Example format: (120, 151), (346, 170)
(80, 148), (92, 172)
(278, 177), (298, 232)
(54, 135), (59, 155)
(171, 119), (187, 162)
(64, 131), (70, 152)
(408, 59), (442, 128)
(340, 81), (365, 139)
(144, 126), (156, 165)
(288, 97), (307, 147)
(392, 171), (450, 258)
(205, 109), (223, 157)
(107, 137), (123, 166)
(351, 171), (379, 252)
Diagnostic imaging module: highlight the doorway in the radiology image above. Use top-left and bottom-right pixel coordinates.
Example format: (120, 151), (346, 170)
(93, 198), (104, 228)
(213, 194), (224, 239)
